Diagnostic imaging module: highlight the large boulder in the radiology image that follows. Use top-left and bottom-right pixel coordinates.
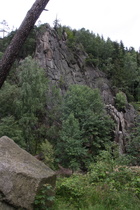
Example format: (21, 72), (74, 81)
(0, 136), (56, 210)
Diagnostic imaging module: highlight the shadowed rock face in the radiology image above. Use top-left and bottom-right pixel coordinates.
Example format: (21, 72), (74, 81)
(106, 104), (136, 154)
(0, 201), (15, 210)
(0, 136), (56, 210)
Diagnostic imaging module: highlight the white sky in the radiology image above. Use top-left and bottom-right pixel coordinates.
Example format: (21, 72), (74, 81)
(0, 0), (140, 51)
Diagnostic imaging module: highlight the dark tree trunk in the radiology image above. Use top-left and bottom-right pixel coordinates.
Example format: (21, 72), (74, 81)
(0, 0), (50, 88)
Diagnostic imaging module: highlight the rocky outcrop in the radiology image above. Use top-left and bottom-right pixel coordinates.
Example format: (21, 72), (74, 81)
(35, 24), (137, 153)
(35, 24), (114, 105)
(106, 103), (136, 154)
(106, 104), (128, 154)
(0, 136), (56, 210)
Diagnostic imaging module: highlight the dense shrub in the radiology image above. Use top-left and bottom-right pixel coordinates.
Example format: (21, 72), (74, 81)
(56, 85), (114, 170)
(115, 91), (127, 111)
(53, 150), (140, 210)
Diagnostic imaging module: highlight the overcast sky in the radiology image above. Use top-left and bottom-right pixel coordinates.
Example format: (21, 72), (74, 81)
(0, 0), (140, 51)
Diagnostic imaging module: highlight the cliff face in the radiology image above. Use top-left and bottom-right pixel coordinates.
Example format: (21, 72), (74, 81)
(35, 24), (136, 153)
(35, 24), (114, 105)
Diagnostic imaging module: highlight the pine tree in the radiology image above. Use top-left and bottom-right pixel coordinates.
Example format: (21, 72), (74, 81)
(17, 56), (48, 153)
(56, 113), (87, 170)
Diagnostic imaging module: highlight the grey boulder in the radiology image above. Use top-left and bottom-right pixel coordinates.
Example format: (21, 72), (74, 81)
(0, 136), (56, 209)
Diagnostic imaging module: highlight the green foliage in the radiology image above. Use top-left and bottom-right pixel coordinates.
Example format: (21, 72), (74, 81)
(55, 85), (113, 170)
(0, 51), (3, 59)
(0, 116), (25, 147)
(62, 85), (103, 118)
(54, 149), (140, 210)
(34, 183), (55, 210)
(131, 101), (140, 112)
(55, 174), (87, 209)
(88, 149), (140, 198)
(18, 56), (48, 113)
(1, 23), (140, 102)
(88, 150), (115, 183)
(126, 124), (140, 165)
(0, 56), (48, 152)
(16, 56), (48, 153)
(46, 85), (62, 125)
(85, 56), (99, 67)
(115, 91), (127, 111)
(45, 85), (62, 146)
(0, 27), (36, 59)
(54, 174), (140, 210)
(0, 32), (14, 53)
(56, 113), (87, 170)
(0, 81), (25, 146)
(0, 81), (19, 118)
(82, 113), (114, 155)
(65, 27), (140, 101)
(1, 23), (140, 210)
(63, 26), (76, 49)
(40, 140), (54, 168)
(19, 28), (36, 59)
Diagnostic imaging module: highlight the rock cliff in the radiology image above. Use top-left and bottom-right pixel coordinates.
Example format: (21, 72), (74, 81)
(35, 24), (114, 104)
(35, 24), (136, 153)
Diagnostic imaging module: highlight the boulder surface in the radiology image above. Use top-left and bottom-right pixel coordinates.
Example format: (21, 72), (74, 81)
(0, 136), (56, 209)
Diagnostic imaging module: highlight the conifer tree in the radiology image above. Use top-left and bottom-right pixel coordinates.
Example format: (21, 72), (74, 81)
(56, 85), (113, 170)
(17, 56), (48, 153)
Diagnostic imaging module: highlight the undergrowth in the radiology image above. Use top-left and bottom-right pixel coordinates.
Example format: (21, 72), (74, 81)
(52, 150), (140, 210)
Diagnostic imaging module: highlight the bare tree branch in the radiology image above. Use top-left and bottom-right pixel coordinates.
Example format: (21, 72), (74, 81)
(0, 0), (50, 88)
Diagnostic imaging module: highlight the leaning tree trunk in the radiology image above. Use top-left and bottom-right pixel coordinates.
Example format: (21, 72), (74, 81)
(0, 0), (50, 88)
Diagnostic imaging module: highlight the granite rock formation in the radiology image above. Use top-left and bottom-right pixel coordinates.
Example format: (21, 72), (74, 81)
(35, 24), (114, 105)
(0, 136), (56, 210)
